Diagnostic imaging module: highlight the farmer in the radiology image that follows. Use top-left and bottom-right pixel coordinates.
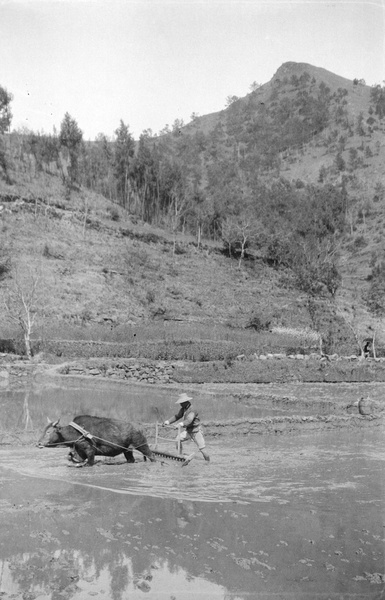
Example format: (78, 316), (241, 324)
(163, 393), (210, 462)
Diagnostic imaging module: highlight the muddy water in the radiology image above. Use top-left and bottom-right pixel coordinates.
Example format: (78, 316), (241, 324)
(3, 378), (385, 437)
(0, 380), (384, 599)
(0, 379), (293, 436)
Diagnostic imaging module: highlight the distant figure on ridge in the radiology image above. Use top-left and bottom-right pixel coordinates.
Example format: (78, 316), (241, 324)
(357, 396), (384, 416)
(362, 339), (372, 359)
(346, 396), (384, 416)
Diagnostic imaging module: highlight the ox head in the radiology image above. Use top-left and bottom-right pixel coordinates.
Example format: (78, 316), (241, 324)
(36, 417), (61, 448)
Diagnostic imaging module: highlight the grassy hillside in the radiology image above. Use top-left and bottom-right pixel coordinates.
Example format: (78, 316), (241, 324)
(0, 173), (308, 334)
(1, 61), (385, 355)
(0, 171), (374, 356)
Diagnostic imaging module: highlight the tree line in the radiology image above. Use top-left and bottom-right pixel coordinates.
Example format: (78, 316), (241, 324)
(3, 74), (383, 355)
(0, 77), (373, 302)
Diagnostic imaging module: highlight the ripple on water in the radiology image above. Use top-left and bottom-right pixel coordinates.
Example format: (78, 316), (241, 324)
(1, 429), (383, 507)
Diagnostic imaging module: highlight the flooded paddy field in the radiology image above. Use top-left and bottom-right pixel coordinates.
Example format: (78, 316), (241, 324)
(0, 377), (384, 599)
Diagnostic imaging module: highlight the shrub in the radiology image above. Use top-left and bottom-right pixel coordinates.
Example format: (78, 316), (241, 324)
(353, 235), (367, 249)
(245, 314), (271, 332)
(0, 257), (11, 280)
(0, 339), (16, 353)
(286, 346), (305, 355)
(334, 153), (345, 172)
(108, 205), (120, 221)
(174, 243), (187, 255)
(146, 289), (156, 304)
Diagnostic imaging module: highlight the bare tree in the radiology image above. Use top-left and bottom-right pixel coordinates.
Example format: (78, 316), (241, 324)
(235, 216), (262, 268)
(333, 299), (368, 358)
(21, 390), (33, 431)
(221, 217), (238, 258)
(82, 192), (89, 239)
(2, 265), (45, 358)
(169, 186), (192, 256)
(195, 197), (213, 250)
(221, 215), (262, 267)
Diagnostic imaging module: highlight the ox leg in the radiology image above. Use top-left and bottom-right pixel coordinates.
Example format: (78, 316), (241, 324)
(124, 449), (135, 463)
(140, 444), (156, 463)
(85, 452), (96, 466)
(68, 446), (86, 464)
(79, 444), (96, 466)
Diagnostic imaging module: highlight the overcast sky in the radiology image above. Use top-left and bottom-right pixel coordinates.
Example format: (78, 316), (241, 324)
(1, 0), (384, 140)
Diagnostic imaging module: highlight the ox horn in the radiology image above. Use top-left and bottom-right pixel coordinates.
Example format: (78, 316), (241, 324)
(36, 417), (60, 447)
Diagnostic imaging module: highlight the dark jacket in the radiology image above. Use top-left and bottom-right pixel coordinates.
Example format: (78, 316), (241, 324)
(173, 405), (201, 433)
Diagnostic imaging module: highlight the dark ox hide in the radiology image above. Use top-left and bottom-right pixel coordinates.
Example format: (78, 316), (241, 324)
(37, 415), (155, 466)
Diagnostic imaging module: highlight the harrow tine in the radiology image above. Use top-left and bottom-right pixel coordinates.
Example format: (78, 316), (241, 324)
(151, 449), (187, 463)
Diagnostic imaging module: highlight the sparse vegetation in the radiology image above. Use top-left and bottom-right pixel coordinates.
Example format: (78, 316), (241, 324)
(2, 264), (46, 358)
(0, 61), (384, 357)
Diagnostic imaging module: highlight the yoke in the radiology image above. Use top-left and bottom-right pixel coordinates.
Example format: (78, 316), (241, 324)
(68, 422), (137, 452)
(69, 421), (95, 441)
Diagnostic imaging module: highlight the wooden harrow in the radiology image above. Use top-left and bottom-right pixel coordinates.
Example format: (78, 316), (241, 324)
(151, 422), (195, 467)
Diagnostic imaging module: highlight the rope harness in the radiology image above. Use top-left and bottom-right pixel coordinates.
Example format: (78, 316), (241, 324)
(40, 421), (193, 466)
(67, 422), (191, 464)
(68, 421), (149, 454)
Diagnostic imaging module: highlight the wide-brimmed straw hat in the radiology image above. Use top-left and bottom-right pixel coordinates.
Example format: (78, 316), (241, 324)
(176, 393), (192, 404)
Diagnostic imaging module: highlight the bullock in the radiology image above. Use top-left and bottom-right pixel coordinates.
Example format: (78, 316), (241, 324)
(37, 415), (155, 466)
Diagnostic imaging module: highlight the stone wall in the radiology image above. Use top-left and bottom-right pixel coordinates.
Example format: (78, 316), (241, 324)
(59, 358), (174, 384)
(56, 353), (385, 384)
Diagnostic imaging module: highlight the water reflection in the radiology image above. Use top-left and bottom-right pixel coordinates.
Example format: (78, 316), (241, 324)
(0, 429), (384, 599)
(0, 380), (294, 448)
(0, 378), (339, 436)
(21, 390), (33, 431)
(1, 378), (385, 598)
(1, 553), (228, 599)
(2, 379), (385, 446)
(0, 480), (251, 599)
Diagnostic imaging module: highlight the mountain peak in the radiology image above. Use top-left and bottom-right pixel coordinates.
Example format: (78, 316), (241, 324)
(275, 61), (314, 77)
(273, 61), (361, 89)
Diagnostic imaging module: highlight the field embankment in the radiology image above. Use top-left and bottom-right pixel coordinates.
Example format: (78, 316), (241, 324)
(50, 354), (385, 384)
(1, 354), (384, 447)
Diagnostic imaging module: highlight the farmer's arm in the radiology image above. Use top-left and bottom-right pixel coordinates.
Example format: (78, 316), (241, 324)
(164, 407), (184, 425)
